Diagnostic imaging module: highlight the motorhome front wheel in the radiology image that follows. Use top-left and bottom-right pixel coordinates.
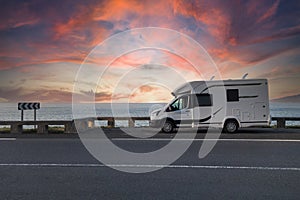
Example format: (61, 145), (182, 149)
(162, 120), (175, 133)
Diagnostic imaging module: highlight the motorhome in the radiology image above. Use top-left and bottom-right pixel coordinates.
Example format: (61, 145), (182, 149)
(150, 79), (270, 133)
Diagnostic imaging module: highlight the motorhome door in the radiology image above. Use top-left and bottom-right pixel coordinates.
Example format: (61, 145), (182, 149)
(166, 95), (192, 126)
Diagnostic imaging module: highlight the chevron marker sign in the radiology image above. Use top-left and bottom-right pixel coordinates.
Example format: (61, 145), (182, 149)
(18, 102), (40, 110)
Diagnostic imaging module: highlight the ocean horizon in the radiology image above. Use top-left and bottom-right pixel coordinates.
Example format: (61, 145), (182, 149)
(0, 102), (299, 126)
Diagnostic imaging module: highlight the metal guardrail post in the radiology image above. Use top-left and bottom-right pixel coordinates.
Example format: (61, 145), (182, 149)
(65, 121), (77, 133)
(271, 117), (296, 128)
(107, 118), (115, 127)
(129, 119), (135, 127)
(277, 118), (286, 128)
(37, 124), (48, 134)
(11, 124), (22, 134)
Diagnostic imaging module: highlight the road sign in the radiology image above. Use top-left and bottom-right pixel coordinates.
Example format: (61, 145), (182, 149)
(18, 102), (40, 122)
(18, 102), (40, 110)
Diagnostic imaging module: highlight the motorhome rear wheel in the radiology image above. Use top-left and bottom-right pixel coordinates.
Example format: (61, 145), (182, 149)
(223, 119), (239, 133)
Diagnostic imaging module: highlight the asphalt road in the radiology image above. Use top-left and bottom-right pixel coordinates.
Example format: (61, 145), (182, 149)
(0, 128), (300, 200)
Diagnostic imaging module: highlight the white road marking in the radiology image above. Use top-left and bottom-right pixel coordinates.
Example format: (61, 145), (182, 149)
(111, 138), (300, 142)
(1, 137), (299, 142)
(0, 138), (16, 141)
(0, 163), (299, 171)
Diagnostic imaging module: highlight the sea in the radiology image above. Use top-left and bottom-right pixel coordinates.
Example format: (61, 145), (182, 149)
(0, 102), (299, 127)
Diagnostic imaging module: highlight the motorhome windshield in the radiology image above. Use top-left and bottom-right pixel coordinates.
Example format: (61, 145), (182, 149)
(167, 95), (188, 111)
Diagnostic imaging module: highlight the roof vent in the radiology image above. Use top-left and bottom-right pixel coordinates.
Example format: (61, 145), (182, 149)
(242, 73), (248, 79)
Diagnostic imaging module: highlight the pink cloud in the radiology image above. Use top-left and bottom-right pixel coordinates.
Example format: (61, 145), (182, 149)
(0, 0), (299, 102)
(256, 0), (280, 24)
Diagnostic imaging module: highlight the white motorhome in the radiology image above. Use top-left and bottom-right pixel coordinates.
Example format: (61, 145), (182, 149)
(150, 79), (270, 133)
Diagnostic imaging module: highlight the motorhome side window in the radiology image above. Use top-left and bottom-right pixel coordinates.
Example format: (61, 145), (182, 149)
(227, 89), (239, 102)
(194, 94), (212, 107)
(169, 96), (188, 111)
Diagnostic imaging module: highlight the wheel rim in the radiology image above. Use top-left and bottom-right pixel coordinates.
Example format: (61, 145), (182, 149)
(227, 122), (237, 132)
(163, 122), (172, 132)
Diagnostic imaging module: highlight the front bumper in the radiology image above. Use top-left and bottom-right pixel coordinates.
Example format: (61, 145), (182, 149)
(150, 119), (163, 128)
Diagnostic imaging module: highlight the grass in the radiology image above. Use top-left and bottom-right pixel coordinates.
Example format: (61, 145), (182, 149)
(47, 126), (65, 134)
(0, 127), (10, 133)
(286, 125), (300, 129)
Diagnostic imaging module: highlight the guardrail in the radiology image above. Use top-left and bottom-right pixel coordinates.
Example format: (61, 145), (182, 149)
(87, 117), (300, 129)
(271, 117), (300, 128)
(0, 117), (299, 134)
(96, 116), (150, 127)
(0, 117), (150, 134)
(0, 120), (76, 134)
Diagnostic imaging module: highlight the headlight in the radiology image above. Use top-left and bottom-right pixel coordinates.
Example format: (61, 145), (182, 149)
(151, 110), (160, 118)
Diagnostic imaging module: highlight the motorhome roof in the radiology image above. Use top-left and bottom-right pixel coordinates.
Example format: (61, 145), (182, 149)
(171, 79), (267, 97)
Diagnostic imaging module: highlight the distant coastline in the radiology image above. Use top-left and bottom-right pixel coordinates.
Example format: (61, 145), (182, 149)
(1, 95), (300, 104)
(271, 94), (300, 103)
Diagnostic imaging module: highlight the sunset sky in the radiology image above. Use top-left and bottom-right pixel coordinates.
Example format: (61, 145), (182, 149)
(0, 0), (299, 103)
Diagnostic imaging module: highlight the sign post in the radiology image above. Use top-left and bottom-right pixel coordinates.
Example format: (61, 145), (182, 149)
(21, 110), (24, 121)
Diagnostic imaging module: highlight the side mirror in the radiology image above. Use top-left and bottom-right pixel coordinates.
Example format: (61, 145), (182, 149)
(166, 106), (172, 112)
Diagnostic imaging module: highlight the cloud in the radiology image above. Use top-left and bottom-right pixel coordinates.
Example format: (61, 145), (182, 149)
(249, 25), (300, 44)
(0, 0), (297, 71)
(129, 84), (172, 103)
(173, 0), (231, 44)
(0, 86), (115, 103)
(0, 0), (299, 101)
(259, 65), (300, 79)
(0, 97), (8, 103)
(138, 85), (157, 93)
(0, 87), (71, 102)
(12, 19), (40, 29)
(245, 48), (292, 65)
(79, 89), (112, 102)
(0, 1), (40, 30)
(256, 0), (280, 24)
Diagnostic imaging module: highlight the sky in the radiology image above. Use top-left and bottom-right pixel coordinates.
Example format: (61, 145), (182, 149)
(0, 0), (300, 103)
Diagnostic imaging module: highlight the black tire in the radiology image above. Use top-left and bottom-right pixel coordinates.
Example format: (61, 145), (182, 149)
(223, 120), (239, 133)
(161, 120), (175, 133)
